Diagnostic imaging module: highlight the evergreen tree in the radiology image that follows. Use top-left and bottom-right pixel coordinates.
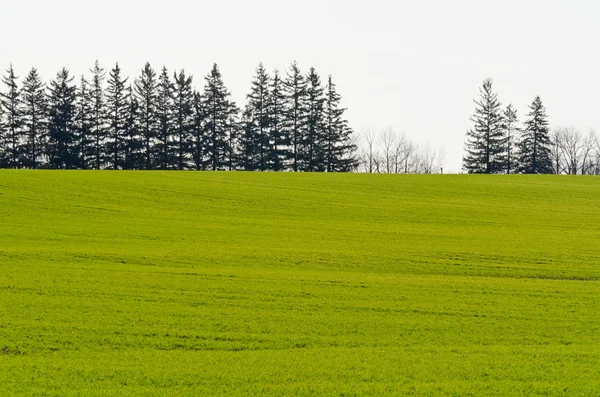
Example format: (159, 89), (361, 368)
(463, 78), (506, 174)
(240, 63), (271, 171)
(240, 115), (255, 170)
(156, 67), (174, 169)
(226, 110), (241, 171)
(134, 63), (158, 169)
(266, 70), (290, 171)
(202, 63), (238, 171)
(21, 68), (47, 169)
(323, 76), (358, 172)
(105, 63), (129, 169)
(47, 68), (77, 169)
(516, 96), (553, 174)
(172, 69), (194, 170)
(0, 95), (3, 165)
(304, 67), (325, 171)
(190, 90), (205, 170)
(89, 61), (106, 169)
(0, 64), (22, 168)
(0, 92), (5, 167)
(0, 60), (358, 172)
(503, 104), (520, 174)
(283, 61), (307, 172)
(74, 76), (94, 169)
(123, 85), (140, 169)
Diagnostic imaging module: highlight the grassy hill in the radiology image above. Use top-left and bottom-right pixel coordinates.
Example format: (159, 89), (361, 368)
(1, 171), (599, 396)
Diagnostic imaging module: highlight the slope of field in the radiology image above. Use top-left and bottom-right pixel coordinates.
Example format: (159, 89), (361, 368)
(1, 171), (599, 396)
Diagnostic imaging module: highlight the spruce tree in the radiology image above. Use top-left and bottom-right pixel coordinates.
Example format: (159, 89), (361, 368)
(156, 67), (174, 169)
(47, 68), (77, 169)
(89, 61), (106, 169)
(267, 70), (290, 171)
(172, 69), (194, 170)
(74, 76), (94, 169)
(283, 61), (307, 172)
(463, 78), (505, 174)
(226, 110), (241, 171)
(304, 67), (325, 172)
(134, 63), (158, 169)
(0, 60), (360, 172)
(323, 76), (358, 172)
(21, 68), (47, 169)
(240, 114), (256, 170)
(503, 104), (520, 174)
(202, 63), (238, 171)
(241, 63), (271, 171)
(123, 85), (140, 169)
(516, 96), (553, 174)
(105, 63), (129, 169)
(190, 90), (205, 170)
(0, 93), (5, 167)
(0, 64), (23, 168)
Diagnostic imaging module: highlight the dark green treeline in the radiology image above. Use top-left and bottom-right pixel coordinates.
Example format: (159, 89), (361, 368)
(0, 61), (358, 171)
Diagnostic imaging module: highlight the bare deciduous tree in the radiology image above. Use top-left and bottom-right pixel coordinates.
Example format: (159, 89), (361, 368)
(380, 128), (396, 174)
(357, 128), (446, 174)
(550, 128), (563, 175)
(552, 126), (597, 175)
(361, 128), (378, 174)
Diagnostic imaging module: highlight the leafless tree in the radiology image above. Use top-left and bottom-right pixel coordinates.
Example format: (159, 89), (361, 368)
(418, 144), (437, 174)
(380, 128), (397, 174)
(582, 129), (597, 175)
(361, 128), (378, 173)
(550, 129), (564, 175)
(396, 135), (419, 174)
(356, 128), (446, 174)
(586, 129), (600, 175)
(392, 134), (406, 174)
(415, 144), (446, 174)
(552, 126), (596, 175)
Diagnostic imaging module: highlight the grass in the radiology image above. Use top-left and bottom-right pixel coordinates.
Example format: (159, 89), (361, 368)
(0, 171), (599, 396)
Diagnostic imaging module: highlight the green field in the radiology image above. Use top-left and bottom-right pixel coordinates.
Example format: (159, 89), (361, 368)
(1, 171), (599, 396)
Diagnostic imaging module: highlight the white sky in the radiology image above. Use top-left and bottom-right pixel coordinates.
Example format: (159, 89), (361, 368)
(2, 0), (599, 172)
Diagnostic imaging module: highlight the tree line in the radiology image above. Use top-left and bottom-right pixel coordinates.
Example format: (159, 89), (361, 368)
(463, 78), (600, 175)
(0, 61), (358, 172)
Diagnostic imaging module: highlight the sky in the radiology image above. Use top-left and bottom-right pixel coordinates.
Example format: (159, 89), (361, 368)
(1, 0), (599, 173)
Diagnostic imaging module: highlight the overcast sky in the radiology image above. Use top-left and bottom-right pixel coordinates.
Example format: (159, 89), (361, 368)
(2, 0), (599, 172)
